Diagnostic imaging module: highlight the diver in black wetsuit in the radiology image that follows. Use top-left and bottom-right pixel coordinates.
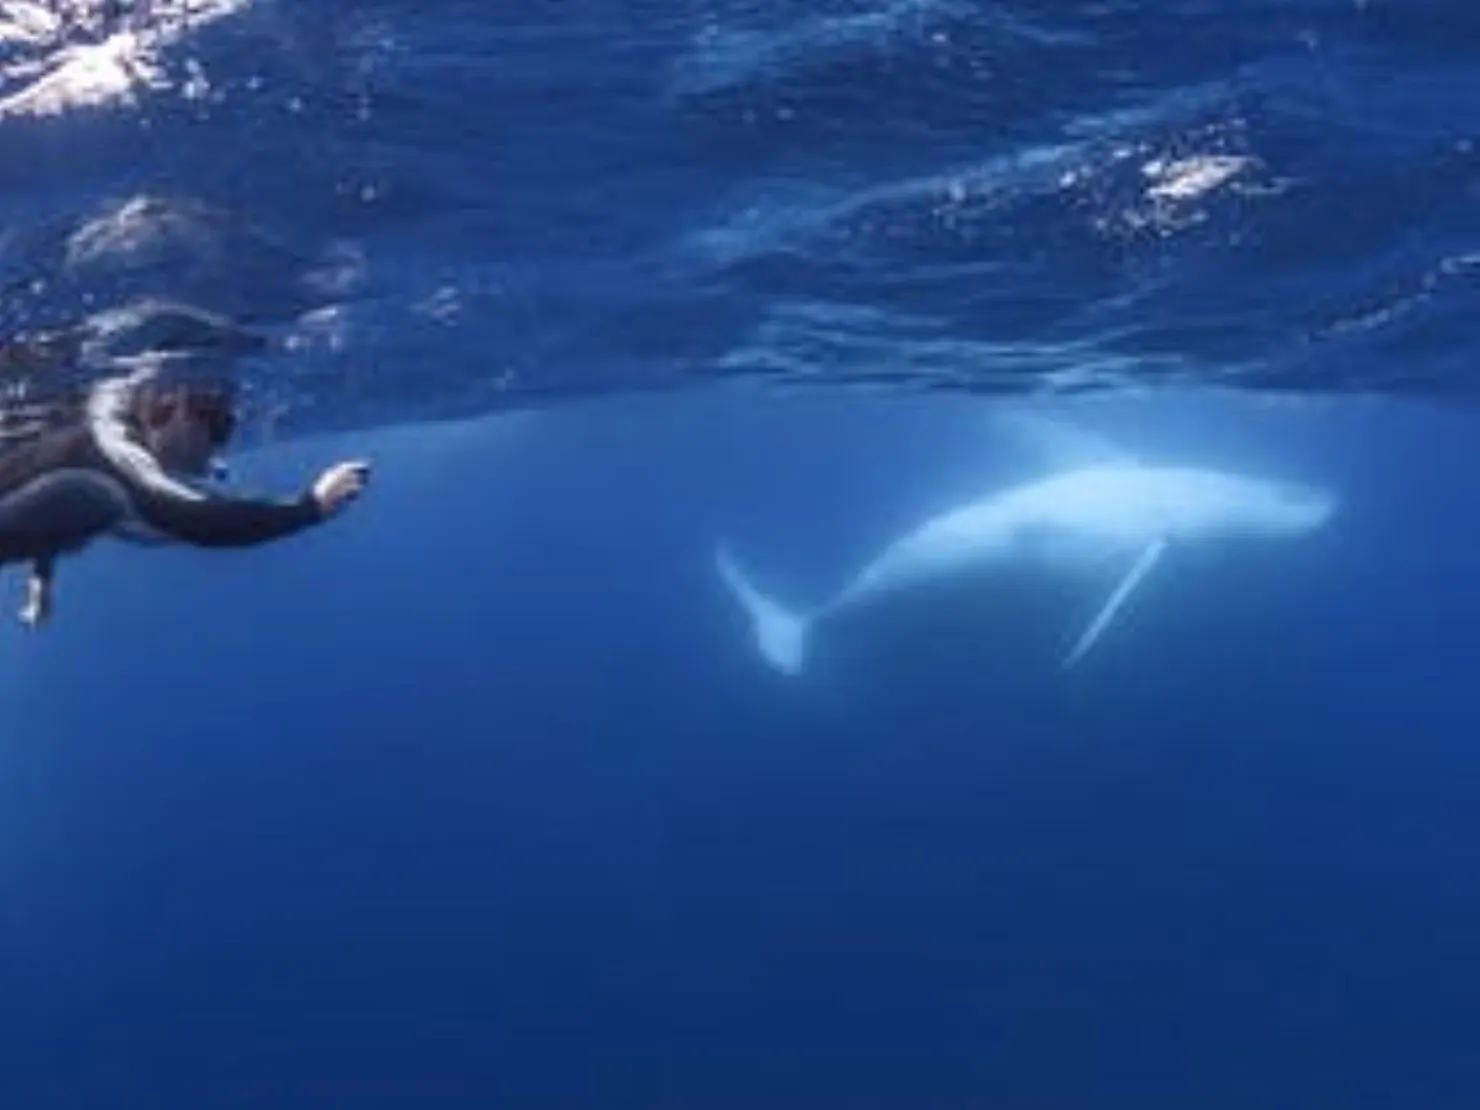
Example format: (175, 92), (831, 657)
(0, 368), (370, 628)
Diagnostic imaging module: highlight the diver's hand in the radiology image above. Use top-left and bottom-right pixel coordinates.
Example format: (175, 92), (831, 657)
(312, 460), (371, 517)
(19, 574), (51, 629)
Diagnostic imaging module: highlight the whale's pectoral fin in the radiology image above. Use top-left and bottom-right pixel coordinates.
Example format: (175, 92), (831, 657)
(1063, 538), (1167, 669)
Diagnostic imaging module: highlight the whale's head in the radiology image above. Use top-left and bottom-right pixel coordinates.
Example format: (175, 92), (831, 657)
(1257, 480), (1337, 535)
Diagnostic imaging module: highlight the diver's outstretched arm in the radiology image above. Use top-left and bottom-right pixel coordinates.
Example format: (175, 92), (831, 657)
(131, 460), (371, 548)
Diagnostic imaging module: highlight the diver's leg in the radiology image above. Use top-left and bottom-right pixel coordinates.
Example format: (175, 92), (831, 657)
(20, 554), (54, 629)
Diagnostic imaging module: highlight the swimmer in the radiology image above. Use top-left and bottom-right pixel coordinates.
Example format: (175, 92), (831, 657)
(0, 368), (369, 628)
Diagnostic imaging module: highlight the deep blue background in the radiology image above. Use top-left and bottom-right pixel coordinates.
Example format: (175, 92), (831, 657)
(1, 1), (1479, 1105)
(0, 389), (1478, 1107)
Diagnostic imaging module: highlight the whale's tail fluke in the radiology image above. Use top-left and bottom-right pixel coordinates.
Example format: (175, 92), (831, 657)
(715, 546), (810, 677)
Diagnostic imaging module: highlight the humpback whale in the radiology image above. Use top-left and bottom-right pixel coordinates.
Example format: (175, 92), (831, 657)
(715, 418), (1335, 676)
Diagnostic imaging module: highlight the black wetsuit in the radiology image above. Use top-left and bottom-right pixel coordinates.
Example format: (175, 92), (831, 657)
(0, 420), (323, 573)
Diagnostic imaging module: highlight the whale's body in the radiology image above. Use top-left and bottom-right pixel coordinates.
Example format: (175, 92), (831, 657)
(716, 448), (1335, 676)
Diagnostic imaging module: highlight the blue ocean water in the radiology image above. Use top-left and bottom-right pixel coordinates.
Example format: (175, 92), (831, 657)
(1, 2), (1479, 1107)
